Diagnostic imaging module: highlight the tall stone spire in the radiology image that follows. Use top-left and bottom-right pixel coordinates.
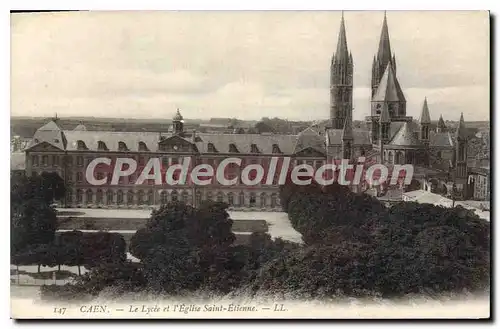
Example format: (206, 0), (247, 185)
(377, 11), (392, 69)
(455, 112), (468, 140)
(330, 11), (353, 129)
(419, 97), (431, 124)
(371, 11), (395, 97)
(335, 11), (350, 63)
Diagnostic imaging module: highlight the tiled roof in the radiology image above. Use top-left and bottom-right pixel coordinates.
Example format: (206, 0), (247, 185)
(327, 129), (371, 145)
(64, 131), (163, 152)
(38, 120), (62, 131)
(293, 127), (325, 154)
(388, 122), (422, 147)
(27, 126), (300, 155)
(196, 133), (298, 154)
(429, 131), (454, 147)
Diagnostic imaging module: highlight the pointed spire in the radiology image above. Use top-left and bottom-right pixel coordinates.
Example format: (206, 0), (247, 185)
(377, 11), (392, 71)
(335, 11), (350, 63)
(419, 97), (431, 124)
(380, 104), (391, 123)
(455, 112), (468, 139)
(372, 62), (405, 102)
(341, 111), (353, 140)
(437, 114), (447, 129)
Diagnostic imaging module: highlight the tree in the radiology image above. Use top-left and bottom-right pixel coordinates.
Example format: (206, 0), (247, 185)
(11, 199), (58, 254)
(254, 121), (275, 134)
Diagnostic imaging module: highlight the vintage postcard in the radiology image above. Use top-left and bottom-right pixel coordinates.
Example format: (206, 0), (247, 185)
(10, 10), (490, 319)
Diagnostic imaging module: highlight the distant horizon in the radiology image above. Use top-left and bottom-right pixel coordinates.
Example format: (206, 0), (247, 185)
(10, 115), (488, 123)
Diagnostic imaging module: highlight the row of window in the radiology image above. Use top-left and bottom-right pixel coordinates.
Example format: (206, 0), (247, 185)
(32, 155), (326, 169)
(68, 189), (279, 208)
(76, 140), (283, 154)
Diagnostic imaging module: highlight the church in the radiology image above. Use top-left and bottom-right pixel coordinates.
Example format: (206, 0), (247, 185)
(21, 12), (472, 211)
(319, 12), (470, 198)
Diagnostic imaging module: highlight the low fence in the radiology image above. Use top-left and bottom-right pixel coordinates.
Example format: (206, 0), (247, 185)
(10, 276), (74, 286)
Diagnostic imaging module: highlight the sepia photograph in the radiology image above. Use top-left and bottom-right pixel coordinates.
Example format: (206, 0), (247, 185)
(9, 10), (490, 319)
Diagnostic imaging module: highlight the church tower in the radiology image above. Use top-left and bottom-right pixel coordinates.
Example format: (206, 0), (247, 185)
(419, 97), (431, 146)
(330, 12), (353, 130)
(454, 113), (468, 195)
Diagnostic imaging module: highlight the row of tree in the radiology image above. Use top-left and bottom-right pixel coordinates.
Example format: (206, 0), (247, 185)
(12, 231), (126, 275)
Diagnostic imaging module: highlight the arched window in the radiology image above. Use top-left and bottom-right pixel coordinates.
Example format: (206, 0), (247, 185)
(138, 141), (149, 152)
(118, 141), (128, 152)
(217, 192), (224, 202)
(388, 151), (394, 164)
(206, 191), (212, 201)
(137, 190), (145, 205)
(160, 190), (168, 204)
(77, 140), (87, 150)
(260, 193), (267, 207)
(271, 193), (277, 208)
(76, 189), (83, 203)
(182, 191), (189, 204)
(207, 143), (217, 152)
(195, 190), (202, 206)
(106, 190), (113, 205)
(97, 141), (108, 151)
(127, 190), (134, 205)
(249, 193), (256, 207)
(86, 189), (93, 204)
(147, 190), (154, 205)
(171, 190), (178, 202)
(117, 190), (124, 205)
(239, 192), (245, 207)
(66, 190), (73, 204)
(227, 192), (234, 206)
(96, 189), (103, 204)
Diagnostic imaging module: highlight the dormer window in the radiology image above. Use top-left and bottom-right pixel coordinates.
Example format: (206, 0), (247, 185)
(272, 144), (281, 154)
(229, 143), (239, 153)
(77, 140), (88, 150)
(97, 141), (108, 151)
(118, 141), (128, 151)
(250, 144), (259, 153)
(207, 143), (217, 153)
(138, 141), (149, 152)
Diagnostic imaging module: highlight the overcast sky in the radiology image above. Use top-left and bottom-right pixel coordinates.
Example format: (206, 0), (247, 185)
(11, 11), (489, 121)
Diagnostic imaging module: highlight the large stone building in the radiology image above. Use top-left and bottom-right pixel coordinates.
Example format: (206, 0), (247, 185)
(24, 109), (327, 211)
(22, 12), (479, 210)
